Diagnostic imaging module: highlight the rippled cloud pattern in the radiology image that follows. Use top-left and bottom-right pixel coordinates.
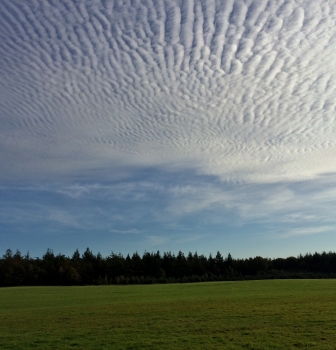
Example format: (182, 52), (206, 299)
(2, 0), (336, 183)
(1, 0), (336, 257)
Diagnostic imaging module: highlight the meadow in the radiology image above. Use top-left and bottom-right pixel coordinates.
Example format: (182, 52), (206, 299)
(0, 280), (335, 349)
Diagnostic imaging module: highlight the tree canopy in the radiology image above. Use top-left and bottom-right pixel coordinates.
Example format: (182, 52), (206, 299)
(1, 249), (335, 287)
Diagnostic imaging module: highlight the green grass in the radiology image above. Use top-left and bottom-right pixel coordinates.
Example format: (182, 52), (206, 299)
(0, 280), (336, 349)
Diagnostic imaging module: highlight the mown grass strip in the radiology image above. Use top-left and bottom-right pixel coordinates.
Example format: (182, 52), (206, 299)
(0, 280), (335, 349)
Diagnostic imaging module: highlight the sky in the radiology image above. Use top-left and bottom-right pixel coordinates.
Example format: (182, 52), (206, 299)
(1, 0), (336, 259)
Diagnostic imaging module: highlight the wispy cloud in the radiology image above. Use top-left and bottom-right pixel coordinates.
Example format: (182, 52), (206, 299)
(108, 228), (141, 235)
(145, 235), (170, 247)
(279, 226), (334, 239)
(3, 174), (336, 232)
(0, 201), (88, 230)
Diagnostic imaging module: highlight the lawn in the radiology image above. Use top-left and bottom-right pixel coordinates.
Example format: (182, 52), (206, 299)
(0, 280), (335, 349)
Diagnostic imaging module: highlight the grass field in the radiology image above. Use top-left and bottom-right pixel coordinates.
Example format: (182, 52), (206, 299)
(0, 280), (335, 349)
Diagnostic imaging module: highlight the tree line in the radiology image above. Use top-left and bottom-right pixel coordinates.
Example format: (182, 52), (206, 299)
(1, 248), (336, 287)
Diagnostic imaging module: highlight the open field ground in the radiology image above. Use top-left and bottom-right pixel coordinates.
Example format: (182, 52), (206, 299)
(0, 280), (336, 349)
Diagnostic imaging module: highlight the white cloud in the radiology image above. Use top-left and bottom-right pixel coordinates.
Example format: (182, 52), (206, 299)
(4, 173), (336, 229)
(108, 228), (141, 235)
(279, 226), (334, 239)
(0, 201), (85, 229)
(1, 0), (336, 184)
(2, 0), (336, 257)
(145, 235), (169, 247)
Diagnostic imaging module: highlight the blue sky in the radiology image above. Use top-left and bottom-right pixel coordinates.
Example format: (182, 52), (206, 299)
(1, 0), (336, 259)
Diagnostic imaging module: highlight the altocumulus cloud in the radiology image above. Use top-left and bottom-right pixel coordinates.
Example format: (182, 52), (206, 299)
(1, 0), (336, 182)
(1, 0), (336, 256)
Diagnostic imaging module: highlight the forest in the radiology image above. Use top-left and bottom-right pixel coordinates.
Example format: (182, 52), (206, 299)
(1, 248), (336, 287)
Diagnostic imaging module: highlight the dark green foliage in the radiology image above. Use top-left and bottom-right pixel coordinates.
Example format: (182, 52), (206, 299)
(0, 248), (336, 287)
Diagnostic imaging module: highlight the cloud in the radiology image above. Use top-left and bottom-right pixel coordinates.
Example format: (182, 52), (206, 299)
(278, 226), (334, 239)
(145, 235), (169, 247)
(108, 228), (141, 235)
(1, 0), (336, 184)
(2, 0), (336, 258)
(4, 173), (336, 233)
(0, 201), (84, 230)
